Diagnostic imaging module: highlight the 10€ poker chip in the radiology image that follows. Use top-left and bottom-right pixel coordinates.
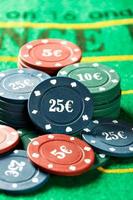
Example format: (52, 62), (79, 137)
(28, 77), (93, 134)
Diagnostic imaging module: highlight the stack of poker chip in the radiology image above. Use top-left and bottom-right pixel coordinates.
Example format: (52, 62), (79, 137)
(57, 62), (121, 119)
(18, 39), (82, 75)
(0, 68), (50, 128)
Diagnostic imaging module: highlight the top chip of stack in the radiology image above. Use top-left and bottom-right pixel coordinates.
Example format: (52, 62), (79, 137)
(57, 62), (121, 119)
(18, 39), (82, 75)
(0, 68), (50, 128)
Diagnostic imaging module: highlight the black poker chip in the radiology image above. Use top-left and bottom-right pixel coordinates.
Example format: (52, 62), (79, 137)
(28, 77), (93, 134)
(82, 119), (133, 157)
(0, 68), (50, 103)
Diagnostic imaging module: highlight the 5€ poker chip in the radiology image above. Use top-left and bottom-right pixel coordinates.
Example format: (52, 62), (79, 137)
(19, 39), (82, 70)
(0, 150), (49, 193)
(27, 134), (95, 176)
(82, 119), (133, 157)
(0, 125), (19, 154)
(28, 77), (93, 134)
(0, 68), (50, 103)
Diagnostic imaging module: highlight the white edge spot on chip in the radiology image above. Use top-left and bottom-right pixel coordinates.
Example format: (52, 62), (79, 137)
(84, 159), (91, 164)
(61, 41), (67, 45)
(0, 73), (5, 77)
(84, 146), (91, 151)
(11, 131), (17, 135)
(48, 134), (54, 139)
(82, 115), (89, 121)
(34, 90), (41, 97)
(70, 137), (75, 141)
(17, 130), (22, 135)
(32, 153), (40, 158)
(73, 63), (79, 67)
(92, 63), (99, 67)
(70, 82), (77, 88)
(55, 63), (62, 67)
(112, 120), (118, 124)
(85, 97), (90, 101)
(41, 39), (49, 43)
(18, 70), (24, 73)
(32, 141), (39, 146)
(69, 165), (76, 171)
(109, 69), (115, 73)
(35, 61), (42, 65)
(93, 120), (99, 124)
(32, 110), (38, 115)
(26, 44), (33, 49)
(91, 140), (96, 144)
(32, 177), (39, 183)
(48, 163), (53, 169)
(45, 124), (52, 130)
(74, 48), (80, 52)
(109, 147), (116, 152)
(129, 146), (133, 151)
(18, 96), (25, 100)
(83, 128), (91, 132)
(99, 154), (106, 158)
(59, 71), (67, 75)
(71, 57), (78, 62)
(23, 54), (29, 58)
(14, 150), (19, 154)
(12, 183), (18, 188)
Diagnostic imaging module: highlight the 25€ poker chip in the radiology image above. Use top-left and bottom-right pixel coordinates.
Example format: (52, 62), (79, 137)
(0, 150), (49, 193)
(0, 125), (19, 154)
(0, 68), (50, 103)
(82, 119), (133, 157)
(28, 77), (93, 134)
(27, 134), (95, 176)
(19, 39), (82, 70)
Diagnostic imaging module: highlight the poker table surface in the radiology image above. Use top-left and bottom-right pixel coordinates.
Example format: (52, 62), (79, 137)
(0, 0), (133, 199)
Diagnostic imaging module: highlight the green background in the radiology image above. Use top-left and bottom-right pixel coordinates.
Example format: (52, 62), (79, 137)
(0, 0), (133, 199)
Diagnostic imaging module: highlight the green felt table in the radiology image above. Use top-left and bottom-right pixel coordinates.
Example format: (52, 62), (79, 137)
(0, 0), (133, 199)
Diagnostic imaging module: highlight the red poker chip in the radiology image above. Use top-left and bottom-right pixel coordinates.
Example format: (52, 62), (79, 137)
(27, 134), (95, 176)
(19, 39), (82, 70)
(0, 125), (19, 154)
(18, 58), (57, 75)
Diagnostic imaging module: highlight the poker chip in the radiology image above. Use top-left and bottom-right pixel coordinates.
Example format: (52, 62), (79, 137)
(57, 62), (120, 96)
(82, 119), (133, 157)
(0, 68), (50, 128)
(19, 39), (82, 75)
(57, 62), (121, 119)
(18, 129), (39, 150)
(0, 68), (50, 103)
(91, 153), (110, 170)
(0, 125), (19, 154)
(28, 77), (93, 134)
(0, 150), (49, 193)
(27, 134), (95, 176)
(94, 101), (120, 119)
(0, 98), (26, 113)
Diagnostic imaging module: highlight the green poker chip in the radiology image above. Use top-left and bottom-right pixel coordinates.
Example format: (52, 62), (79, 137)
(18, 129), (39, 150)
(57, 62), (120, 97)
(91, 153), (110, 170)
(95, 95), (121, 110)
(93, 103), (120, 119)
